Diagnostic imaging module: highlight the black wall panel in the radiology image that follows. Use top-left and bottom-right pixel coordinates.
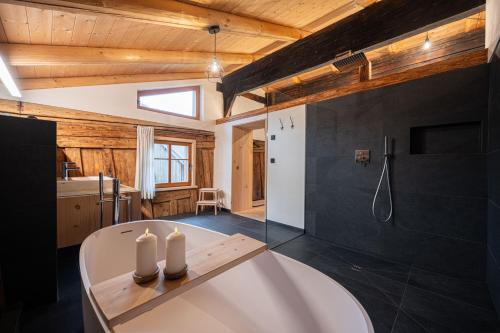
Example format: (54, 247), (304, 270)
(0, 115), (57, 307)
(488, 40), (500, 318)
(306, 64), (489, 281)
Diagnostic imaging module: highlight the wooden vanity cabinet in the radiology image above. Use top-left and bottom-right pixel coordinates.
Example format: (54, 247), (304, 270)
(57, 191), (141, 248)
(57, 196), (95, 248)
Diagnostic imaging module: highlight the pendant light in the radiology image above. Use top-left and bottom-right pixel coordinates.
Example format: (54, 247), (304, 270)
(207, 25), (224, 82)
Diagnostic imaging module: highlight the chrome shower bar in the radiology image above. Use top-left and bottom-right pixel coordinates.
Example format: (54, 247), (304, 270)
(99, 172), (104, 229)
(372, 136), (393, 223)
(112, 178), (120, 226)
(98, 174), (132, 227)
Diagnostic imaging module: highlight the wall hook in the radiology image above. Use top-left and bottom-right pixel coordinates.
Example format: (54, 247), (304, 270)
(289, 116), (295, 129)
(279, 118), (284, 130)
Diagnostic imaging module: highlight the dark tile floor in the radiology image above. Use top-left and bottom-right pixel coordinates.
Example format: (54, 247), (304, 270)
(2, 245), (84, 333)
(5, 211), (499, 333)
(166, 210), (304, 248)
(276, 237), (500, 333)
(170, 212), (500, 333)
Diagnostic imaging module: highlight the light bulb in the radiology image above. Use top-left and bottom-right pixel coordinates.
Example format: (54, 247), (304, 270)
(210, 58), (220, 73)
(423, 34), (431, 50)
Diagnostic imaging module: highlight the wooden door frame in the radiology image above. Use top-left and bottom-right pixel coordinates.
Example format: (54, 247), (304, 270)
(231, 119), (266, 213)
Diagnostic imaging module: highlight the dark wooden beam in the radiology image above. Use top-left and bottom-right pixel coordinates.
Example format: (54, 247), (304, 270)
(219, 0), (485, 116)
(240, 93), (267, 105)
(268, 28), (484, 105)
(216, 49), (487, 124)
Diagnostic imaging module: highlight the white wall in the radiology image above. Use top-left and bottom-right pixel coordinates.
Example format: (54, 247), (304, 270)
(253, 128), (266, 141)
(230, 88), (266, 116)
(0, 79), (222, 131)
(214, 105), (306, 230)
(266, 105), (306, 229)
(487, 0), (500, 61)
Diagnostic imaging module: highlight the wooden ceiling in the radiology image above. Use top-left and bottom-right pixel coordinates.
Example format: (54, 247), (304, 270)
(0, 0), (379, 89)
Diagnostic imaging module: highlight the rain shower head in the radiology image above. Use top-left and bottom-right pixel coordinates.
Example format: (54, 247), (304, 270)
(332, 51), (369, 72)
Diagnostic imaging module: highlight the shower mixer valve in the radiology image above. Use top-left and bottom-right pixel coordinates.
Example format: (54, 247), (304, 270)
(355, 149), (370, 165)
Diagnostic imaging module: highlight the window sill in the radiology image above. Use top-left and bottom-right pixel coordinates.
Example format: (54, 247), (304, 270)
(155, 185), (198, 192)
(138, 105), (200, 120)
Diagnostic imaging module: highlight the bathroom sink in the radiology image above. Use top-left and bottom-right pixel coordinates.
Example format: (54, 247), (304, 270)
(57, 176), (136, 197)
(58, 176), (113, 182)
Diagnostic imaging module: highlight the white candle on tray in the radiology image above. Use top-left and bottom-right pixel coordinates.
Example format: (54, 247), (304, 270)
(135, 228), (158, 277)
(165, 227), (186, 275)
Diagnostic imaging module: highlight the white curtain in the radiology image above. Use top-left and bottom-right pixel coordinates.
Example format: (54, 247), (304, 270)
(135, 126), (155, 199)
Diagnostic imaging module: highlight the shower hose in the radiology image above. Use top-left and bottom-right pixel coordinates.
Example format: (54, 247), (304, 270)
(371, 152), (393, 223)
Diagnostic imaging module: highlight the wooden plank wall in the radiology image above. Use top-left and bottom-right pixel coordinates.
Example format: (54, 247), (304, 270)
(253, 140), (265, 201)
(0, 99), (215, 218)
(269, 29), (485, 104)
(145, 189), (198, 218)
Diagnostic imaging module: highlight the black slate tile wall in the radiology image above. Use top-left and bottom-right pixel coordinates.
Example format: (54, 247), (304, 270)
(305, 64), (489, 281)
(0, 116), (57, 307)
(488, 40), (500, 318)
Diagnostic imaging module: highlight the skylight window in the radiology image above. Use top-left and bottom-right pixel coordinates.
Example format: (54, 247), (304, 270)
(137, 86), (200, 119)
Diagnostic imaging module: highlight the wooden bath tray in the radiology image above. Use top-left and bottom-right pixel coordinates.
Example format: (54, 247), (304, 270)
(89, 233), (267, 327)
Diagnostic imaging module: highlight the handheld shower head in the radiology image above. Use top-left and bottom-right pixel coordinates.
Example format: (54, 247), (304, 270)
(372, 136), (393, 223)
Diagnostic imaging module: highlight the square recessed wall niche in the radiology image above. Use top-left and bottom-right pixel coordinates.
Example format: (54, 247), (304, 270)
(410, 121), (483, 154)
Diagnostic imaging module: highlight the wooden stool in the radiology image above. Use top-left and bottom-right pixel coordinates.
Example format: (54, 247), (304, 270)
(196, 188), (222, 215)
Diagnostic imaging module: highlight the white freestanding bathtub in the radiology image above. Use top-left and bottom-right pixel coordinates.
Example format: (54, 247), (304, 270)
(80, 220), (374, 333)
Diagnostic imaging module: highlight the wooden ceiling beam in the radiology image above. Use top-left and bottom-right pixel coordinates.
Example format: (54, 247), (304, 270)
(302, 0), (374, 32)
(0, 99), (215, 136)
(329, 64), (340, 73)
(359, 61), (372, 82)
(6, 0), (307, 41)
(18, 73), (206, 90)
(216, 49), (487, 125)
(0, 44), (254, 66)
(219, 0), (485, 117)
(267, 14), (485, 92)
(240, 92), (266, 105)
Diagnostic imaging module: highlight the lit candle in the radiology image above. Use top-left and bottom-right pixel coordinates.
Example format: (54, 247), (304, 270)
(135, 228), (158, 277)
(165, 227), (186, 275)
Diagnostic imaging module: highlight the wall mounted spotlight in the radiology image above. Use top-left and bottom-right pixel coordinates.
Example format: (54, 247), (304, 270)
(423, 32), (432, 50)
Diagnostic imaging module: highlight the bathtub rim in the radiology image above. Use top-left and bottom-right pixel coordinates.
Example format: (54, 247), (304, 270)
(79, 220), (374, 333)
